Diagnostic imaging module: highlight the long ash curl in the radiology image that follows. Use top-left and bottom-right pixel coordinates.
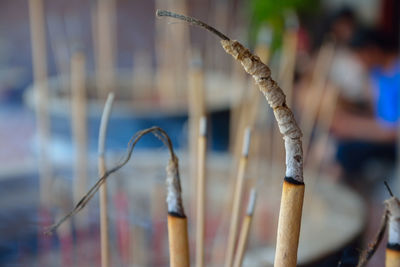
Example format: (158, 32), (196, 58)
(156, 10), (303, 183)
(45, 126), (185, 233)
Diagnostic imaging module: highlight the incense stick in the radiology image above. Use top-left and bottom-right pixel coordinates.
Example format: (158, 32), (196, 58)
(385, 195), (400, 267)
(196, 116), (207, 267)
(233, 188), (257, 267)
(46, 126), (189, 266)
(225, 127), (251, 267)
(28, 0), (52, 206)
(98, 93), (115, 267)
(156, 10), (304, 266)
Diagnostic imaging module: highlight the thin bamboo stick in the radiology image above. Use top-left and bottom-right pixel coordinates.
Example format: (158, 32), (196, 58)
(300, 42), (335, 160)
(28, 0), (52, 206)
(196, 116), (207, 267)
(70, 53), (88, 208)
(225, 127), (251, 267)
(98, 93), (115, 267)
(233, 188), (256, 267)
(96, 0), (116, 98)
(168, 214), (190, 267)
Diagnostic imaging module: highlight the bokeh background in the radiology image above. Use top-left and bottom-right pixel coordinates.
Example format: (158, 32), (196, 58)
(0, 0), (399, 266)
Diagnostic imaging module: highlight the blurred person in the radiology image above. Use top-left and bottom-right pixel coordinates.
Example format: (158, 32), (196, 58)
(332, 28), (399, 179)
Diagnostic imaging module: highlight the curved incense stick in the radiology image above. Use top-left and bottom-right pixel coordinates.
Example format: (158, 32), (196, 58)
(45, 126), (184, 233)
(156, 10), (304, 266)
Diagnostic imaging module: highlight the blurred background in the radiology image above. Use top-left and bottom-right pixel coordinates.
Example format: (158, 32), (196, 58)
(0, 0), (399, 266)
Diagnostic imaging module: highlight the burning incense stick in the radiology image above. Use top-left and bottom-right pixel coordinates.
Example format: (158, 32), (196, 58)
(98, 93), (115, 267)
(46, 126), (189, 266)
(225, 127), (251, 267)
(156, 10), (304, 267)
(28, 0), (52, 206)
(196, 116), (207, 267)
(233, 188), (257, 267)
(385, 190), (400, 267)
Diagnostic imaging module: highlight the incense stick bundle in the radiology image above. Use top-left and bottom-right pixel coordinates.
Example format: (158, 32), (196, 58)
(28, 0), (52, 206)
(385, 196), (400, 267)
(156, 10), (304, 267)
(233, 188), (257, 267)
(98, 93), (115, 267)
(196, 117), (207, 267)
(225, 127), (251, 267)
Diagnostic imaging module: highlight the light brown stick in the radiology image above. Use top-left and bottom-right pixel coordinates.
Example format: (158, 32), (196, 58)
(275, 179), (305, 267)
(196, 117), (207, 267)
(168, 214), (191, 267)
(96, 0), (116, 98)
(233, 188), (257, 267)
(71, 53), (88, 208)
(225, 128), (251, 267)
(28, 0), (52, 206)
(300, 42), (335, 160)
(98, 93), (115, 267)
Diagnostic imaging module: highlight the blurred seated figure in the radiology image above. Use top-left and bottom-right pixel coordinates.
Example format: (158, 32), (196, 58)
(332, 28), (399, 180)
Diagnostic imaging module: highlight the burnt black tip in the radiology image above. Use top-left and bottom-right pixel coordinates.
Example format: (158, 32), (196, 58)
(284, 176), (304, 185)
(387, 243), (400, 251)
(168, 211), (187, 219)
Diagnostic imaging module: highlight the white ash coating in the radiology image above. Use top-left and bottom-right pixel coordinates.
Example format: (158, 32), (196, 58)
(98, 92), (115, 157)
(166, 156), (185, 216)
(199, 116), (207, 137)
(386, 197), (400, 244)
(246, 188), (257, 215)
(221, 40), (303, 182)
(242, 127), (252, 157)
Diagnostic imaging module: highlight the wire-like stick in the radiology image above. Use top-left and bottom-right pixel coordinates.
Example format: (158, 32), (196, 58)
(156, 10), (229, 41)
(45, 126), (178, 233)
(385, 181), (394, 197)
(233, 189), (257, 267)
(356, 208), (389, 267)
(157, 10), (304, 266)
(225, 127), (251, 267)
(98, 93), (115, 267)
(196, 116), (207, 267)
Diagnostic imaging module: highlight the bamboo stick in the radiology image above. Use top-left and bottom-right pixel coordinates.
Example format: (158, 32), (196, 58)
(225, 127), (251, 267)
(28, 0), (52, 206)
(196, 116), (207, 267)
(385, 196), (400, 267)
(300, 42), (335, 160)
(275, 178), (304, 266)
(168, 214), (190, 267)
(70, 53), (88, 208)
(233, 188), (256, 267)
(98, 93), (115, 267)
(96, 0), (116, 98)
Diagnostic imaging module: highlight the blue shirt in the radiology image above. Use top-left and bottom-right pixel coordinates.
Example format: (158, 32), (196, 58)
(370, 59), (400, 128)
